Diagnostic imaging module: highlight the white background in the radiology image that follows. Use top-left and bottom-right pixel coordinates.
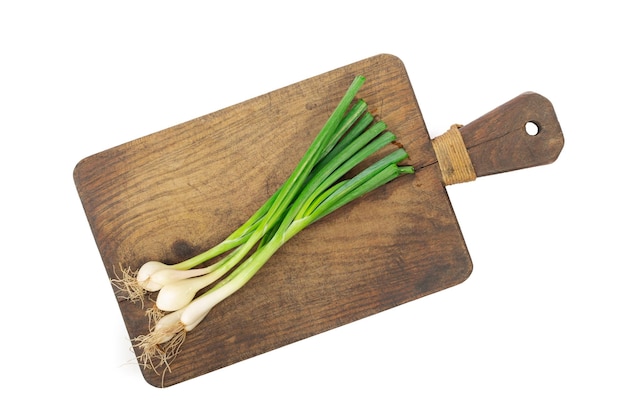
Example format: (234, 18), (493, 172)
(2, 1), (624, 415)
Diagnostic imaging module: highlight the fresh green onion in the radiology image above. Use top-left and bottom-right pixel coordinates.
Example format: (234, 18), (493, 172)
(122, 76), (415, 371)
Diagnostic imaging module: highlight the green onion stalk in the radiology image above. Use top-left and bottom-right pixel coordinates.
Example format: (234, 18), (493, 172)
(119, 76), (415, 371)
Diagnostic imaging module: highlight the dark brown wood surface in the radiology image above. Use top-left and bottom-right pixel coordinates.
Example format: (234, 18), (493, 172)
(461, 92), (563, 177)
(73, 54), (563, 387)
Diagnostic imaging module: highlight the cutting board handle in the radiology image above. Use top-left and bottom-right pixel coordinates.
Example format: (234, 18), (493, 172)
(457, 92), (564, 179)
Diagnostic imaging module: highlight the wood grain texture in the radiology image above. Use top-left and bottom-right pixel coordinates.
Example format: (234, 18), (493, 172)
(460, 92), (564, 177)
(73, 54), (564, 387)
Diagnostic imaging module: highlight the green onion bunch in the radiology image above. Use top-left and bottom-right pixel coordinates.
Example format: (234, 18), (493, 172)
(119, 76), (414, 370)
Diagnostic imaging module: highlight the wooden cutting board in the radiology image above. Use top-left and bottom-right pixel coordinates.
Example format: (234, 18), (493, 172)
(73, 54), (564, 387)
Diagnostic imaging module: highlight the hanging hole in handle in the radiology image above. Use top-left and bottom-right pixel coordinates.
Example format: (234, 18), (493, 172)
(525, 121), (540, 136)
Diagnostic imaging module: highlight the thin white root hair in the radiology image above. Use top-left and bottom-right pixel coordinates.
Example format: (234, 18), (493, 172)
(110, 264), (147, 307)
(145, 305), (165, 330)
(133, 322), (186, 375)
